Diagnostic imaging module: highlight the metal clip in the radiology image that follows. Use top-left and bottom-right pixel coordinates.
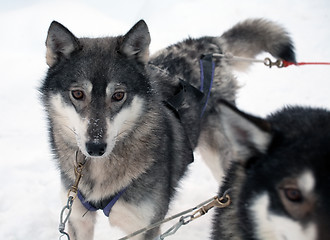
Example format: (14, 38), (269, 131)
(264, 58), (284, 68)
(67, 151), (87, 199)
(191, 191), (231, 220)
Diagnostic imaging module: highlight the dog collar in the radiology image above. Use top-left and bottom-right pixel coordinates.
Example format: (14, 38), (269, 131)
(77, 188), (126, 217)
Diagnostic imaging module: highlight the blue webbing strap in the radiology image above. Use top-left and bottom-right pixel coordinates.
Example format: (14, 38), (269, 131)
(199, 54), (215, 118)
(77, 188), (126, 217)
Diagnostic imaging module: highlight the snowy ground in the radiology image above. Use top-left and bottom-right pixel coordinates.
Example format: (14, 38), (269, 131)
(0, 0), (329, 239)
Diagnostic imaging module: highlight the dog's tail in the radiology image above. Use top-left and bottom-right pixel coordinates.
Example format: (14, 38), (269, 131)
(219, 18), (296, 70)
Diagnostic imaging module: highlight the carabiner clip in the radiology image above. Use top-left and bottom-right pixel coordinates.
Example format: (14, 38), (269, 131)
(264, 58), (284, 68)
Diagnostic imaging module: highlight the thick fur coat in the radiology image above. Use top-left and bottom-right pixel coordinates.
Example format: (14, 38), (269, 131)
(40, 19), (295, 239)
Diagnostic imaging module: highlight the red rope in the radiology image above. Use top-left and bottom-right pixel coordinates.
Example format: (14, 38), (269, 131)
(283, 60), (330, 67)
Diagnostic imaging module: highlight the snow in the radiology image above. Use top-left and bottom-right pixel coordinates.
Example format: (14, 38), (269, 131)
(0, 0), (329, 239)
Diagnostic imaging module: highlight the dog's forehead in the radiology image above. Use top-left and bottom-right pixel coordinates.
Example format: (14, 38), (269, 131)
(71, 57), (125, 90)
(75, 37), (121, 70)
(266, 131), (330, 177)
(79, 37), (119, 53)
(247, 147), (326, 196)
(77, 42), (144, 84)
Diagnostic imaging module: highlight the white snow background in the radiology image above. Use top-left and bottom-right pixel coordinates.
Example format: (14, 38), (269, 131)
(0, 0), (329, 239)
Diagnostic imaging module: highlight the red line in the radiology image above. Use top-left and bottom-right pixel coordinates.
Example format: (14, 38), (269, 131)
(283, 60), (330, 67)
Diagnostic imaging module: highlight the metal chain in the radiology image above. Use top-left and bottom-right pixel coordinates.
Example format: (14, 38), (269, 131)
(59, 196), (74, 240)
(58, 150), (88, 240)
(118, 196), (214, 240)
(119, 189), (231, 240)
(155, 189), (231, 240)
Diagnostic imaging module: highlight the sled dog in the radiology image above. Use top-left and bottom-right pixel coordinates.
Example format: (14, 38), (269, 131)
(40, 19), (295, 239)
(212, 101), (330, 240)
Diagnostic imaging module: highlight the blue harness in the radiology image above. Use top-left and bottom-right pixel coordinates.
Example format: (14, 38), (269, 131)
(77, 189), (126, 217)
(199, 54), (215, 117)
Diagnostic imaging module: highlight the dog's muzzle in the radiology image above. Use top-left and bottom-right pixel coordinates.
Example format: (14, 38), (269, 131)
(86, 142), (107, 157)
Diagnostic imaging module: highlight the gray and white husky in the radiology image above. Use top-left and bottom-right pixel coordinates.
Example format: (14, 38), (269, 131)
(212, 101), (330, 240)
(40, 19), (295, 239)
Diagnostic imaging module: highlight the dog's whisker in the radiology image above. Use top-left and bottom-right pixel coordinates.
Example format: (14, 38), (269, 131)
(64, 125), (77, 136)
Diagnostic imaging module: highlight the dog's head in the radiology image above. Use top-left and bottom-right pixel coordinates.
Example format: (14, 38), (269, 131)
(41, 20), (154, 158)
(217, 101), (330, 240)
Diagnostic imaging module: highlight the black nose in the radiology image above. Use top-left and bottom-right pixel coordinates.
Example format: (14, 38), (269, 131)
(86, 142), (107, 156)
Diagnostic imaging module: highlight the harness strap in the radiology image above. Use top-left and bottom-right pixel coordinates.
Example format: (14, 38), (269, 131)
(166, 79), (203, 114)
(166, 79), (203, 162)
(77, 188), (126, 217)
(165, 54), (215, 151)
(199, 54), (215, 117)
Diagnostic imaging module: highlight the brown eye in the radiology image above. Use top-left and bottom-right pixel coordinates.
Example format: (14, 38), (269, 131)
(71, 90), (85, 100)
(284, 188), (303, 202)
(112, 92), (125, 102)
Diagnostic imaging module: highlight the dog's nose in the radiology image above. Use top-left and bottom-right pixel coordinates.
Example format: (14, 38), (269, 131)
(86, 142), (107, 157)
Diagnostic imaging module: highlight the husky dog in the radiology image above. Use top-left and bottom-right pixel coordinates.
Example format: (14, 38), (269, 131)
(40, 19), (295, 239)
(212, 101), (330, 240)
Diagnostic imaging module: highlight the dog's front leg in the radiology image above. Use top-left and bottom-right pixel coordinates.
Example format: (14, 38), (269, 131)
(109, 199), (161, 240)
(61, 190), (97, 240)
(68, 201), (97, 240)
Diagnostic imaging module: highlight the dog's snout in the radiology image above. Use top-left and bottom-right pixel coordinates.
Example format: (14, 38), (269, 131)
(86, 142), (107, 157)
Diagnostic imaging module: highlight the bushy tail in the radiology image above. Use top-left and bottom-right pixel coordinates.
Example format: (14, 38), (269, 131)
(219, 19), (296, 70)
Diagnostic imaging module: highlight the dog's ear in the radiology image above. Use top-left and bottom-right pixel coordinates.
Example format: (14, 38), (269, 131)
(45, 21), (80, 67)
(120, 20), (151, 64)
(219, 100), (273, 162)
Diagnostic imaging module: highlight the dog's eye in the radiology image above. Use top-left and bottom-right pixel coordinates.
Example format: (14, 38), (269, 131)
(71, 90), (85, 100)
(284, 188), (303, 202)
(112, 92), (125, 102)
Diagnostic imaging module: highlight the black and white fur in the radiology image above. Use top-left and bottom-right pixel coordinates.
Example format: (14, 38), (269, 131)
(40, 19), (295, 240)
(212, 101), (330, 240)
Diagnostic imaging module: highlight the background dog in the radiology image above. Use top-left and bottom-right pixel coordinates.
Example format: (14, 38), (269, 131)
(40, 19), (295, 239)
(212, 101), (330, 240)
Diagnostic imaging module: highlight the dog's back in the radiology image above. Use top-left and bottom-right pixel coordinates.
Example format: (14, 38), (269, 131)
(151, 18), (296, 182)
(212, 102), (330, 240)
